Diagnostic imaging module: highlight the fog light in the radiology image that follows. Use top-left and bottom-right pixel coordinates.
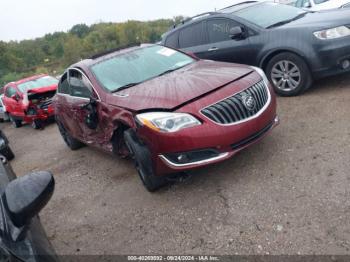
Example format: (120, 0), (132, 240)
(342, 59), (350, 69)
(165, 149), (220, 165)
(177, 154), (188, 163)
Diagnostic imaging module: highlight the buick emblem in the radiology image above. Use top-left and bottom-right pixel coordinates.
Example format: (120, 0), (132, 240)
(241, 93), (256, 111)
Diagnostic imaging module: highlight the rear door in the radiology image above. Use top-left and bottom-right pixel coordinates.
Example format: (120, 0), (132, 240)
(200, 18), (254, 65)
(177, 21), (209, 57)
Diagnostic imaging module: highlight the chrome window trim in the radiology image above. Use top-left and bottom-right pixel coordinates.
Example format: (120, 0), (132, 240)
(159, 152), (229, 168)
(56, 67), (101, 101)
(199, 79), (271, 126)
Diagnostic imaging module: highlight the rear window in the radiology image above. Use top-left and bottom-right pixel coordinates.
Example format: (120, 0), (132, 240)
(179, 22), (206, 48)
(18, 76), (58, 93)
(165, 32), (179, 48)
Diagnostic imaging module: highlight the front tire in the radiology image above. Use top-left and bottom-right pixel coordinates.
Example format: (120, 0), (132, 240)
(10, 116), (22, 128)
(56, 120), (84, 150)
(266, 52), (313, 96)
(124, 129), (168, 192)
(0, 146), (15, 161)
(32, 119), (43, 130)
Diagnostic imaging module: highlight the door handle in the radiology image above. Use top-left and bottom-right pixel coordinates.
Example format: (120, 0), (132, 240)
(208, 47), (219, 52)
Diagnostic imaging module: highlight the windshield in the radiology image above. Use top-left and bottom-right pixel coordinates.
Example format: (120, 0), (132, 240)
(18, 76), (58, 93)
(91, 45), (194, 92)
(234, 3), (307, 29)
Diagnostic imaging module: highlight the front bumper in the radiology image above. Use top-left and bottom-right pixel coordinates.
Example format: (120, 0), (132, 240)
(137, 73), (278, 176)
(24, 106), (55, 123)
(311, 37), (350, 79)
(157, 116), (279, 172)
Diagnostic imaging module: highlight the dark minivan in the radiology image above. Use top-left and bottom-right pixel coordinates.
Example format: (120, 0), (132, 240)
(161, 1), (350, 96)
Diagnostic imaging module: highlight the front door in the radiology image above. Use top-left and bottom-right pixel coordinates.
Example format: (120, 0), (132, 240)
(200, 18), (254, 65)
(3, 86), (22, 118)
(67, 69), (104, 147)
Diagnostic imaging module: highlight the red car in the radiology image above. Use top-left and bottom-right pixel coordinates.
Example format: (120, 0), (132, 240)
(53, 44), (279, 191)
(3, 74), (58, 129)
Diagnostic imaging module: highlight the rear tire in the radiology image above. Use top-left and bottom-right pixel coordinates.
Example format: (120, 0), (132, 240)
(124, 129), (168, 192)
(0, 146), (15, 161)
(56, 120), (84, 150)
(10, 116), (22, 128)
(266, 52), (313, 96)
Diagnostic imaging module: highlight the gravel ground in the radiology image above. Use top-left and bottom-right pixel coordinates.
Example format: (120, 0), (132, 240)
(2, 74), (350, 255)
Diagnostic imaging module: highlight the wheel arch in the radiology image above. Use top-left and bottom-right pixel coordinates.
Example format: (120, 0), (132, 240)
(259, 49), (312, 72)
(110, 120), (133, 154)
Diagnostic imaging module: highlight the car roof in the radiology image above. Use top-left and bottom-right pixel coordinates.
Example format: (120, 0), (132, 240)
(163, 1), (263, 37)
(6, 74), (48, 87)
(218, 1), (263, 13)
(70, 43), (154, 69)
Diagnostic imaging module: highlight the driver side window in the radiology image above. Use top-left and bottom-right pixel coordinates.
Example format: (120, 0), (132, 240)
(5, 87), (17, 98)
(58, 73), (70, 95)
(68, 69), (93, 99)
(207, 19), (240, 43)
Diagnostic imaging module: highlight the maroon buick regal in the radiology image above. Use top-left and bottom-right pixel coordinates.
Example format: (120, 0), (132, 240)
(53, 44), (279, 191)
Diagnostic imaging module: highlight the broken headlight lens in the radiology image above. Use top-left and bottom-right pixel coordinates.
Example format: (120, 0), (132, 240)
(136, 112), (201, 133)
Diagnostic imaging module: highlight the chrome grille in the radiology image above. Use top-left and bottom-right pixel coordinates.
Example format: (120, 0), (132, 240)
(201, 80), (269, 125)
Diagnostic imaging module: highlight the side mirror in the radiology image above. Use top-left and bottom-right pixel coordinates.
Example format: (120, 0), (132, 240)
(81, 96), (97, 110)
(3, 171), (54, 228)
(80, 96), (98, 130)
(89, 96), (97, 106)
(230, 26), (245, 40)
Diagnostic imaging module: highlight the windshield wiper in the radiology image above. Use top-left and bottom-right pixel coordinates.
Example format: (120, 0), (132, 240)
(112, 65), (189, 93)
(266, 12), (308, 29)
(157, 68), (178, 77)
(112, 82), (141, 93)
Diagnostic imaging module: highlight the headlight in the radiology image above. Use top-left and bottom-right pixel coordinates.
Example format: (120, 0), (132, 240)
(136, 112), (201, 133)
(250, 66), (269, 86)
(314, 26), (350, 40)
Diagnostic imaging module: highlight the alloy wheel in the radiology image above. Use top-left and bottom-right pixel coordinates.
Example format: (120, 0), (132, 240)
(271, 60), (301, 92)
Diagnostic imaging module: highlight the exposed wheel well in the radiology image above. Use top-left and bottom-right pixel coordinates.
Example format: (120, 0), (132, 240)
(111, 122), (131, 154)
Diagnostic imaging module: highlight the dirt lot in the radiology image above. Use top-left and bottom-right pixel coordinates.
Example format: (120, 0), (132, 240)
(2, 74), (350, 255)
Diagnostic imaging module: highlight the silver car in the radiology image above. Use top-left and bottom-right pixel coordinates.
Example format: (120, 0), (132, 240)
(0, 95), (9, 122)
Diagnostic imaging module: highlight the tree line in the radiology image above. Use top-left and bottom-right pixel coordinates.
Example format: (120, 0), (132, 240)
(0, 17), (184, 86)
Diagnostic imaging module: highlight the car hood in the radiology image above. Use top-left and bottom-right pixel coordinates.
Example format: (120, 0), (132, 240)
(106, 60), (254, 111)
(27, 84), (57, 95)
(285, 8), (350, 28)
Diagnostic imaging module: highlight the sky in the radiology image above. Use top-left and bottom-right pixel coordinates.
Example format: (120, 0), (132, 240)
(0, 0), (248, 42)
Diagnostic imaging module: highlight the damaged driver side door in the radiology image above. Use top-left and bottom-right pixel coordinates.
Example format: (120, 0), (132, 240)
(67, 68), (104, 146)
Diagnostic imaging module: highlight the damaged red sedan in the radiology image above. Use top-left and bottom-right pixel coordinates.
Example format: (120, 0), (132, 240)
(3, 74), (58, 129)
(53, 44), (279, 191)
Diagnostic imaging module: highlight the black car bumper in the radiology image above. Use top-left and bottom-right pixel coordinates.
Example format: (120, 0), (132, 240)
(312, 37), (350, 79)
